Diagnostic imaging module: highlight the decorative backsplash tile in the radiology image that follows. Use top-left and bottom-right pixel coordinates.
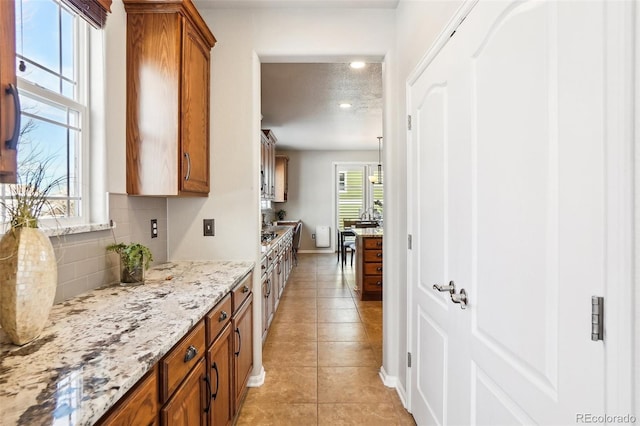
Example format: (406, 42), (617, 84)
(52, 193), (168, 303)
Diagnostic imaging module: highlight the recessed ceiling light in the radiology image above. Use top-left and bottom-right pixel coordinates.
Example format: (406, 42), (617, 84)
(339, 103), (352, 109)
(350, 61), (366, 69)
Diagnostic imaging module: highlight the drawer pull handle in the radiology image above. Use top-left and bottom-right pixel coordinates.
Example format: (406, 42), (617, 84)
(234, 328), (242, 356)
(203, 375), (212, 413)
(242, 285), (250, 293)
(376, 281), (382, 286)
(211, 361), (219, 400)
(376, 241), (382, 246)
(184, 345), (198, 363)
(376, 267), (383, 272)
(376, 252), (382, 258)
(218, 311), (228, 322)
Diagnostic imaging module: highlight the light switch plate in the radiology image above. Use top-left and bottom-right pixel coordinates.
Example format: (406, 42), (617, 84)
(203, 219), (215, 236)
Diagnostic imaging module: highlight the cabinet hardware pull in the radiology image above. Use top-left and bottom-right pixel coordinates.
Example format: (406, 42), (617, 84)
(5, 84), (21, 150)
(242, 285), (250, 293)
(376, 241), (382, 246)
(218, 311), (228, 322)
(211, 362), (219, 400)
(203, 375), (212, 413)
(376, 252), (382, 258)
(184, 345), (198, 362)
(184, 152), (191, 181)
(234, 328), (241, 356)
(376, 281), (382, 286)
(376, 267), (383, 272)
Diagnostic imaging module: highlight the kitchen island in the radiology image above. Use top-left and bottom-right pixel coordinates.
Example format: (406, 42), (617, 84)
(0, 260), (254, 426)
(354, 227), (384, 301)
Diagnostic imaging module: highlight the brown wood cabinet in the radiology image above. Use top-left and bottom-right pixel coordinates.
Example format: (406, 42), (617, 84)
(100, 367), (159, 426)
(232, 295), (253, 412)
(0, 0), (17, 183)
(206, 324), (233, 426)
(160, 358), (207, 426)
(356, 236), (383, 301)
(274, 155), (289, 202)
(124, 0), (215, 196)
(97, 273), (254, 426)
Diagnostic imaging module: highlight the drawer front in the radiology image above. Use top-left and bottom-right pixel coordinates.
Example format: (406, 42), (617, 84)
(160, 320), (206, 403)
(205, 293), (232, 347)
(364, 237), (383, 249)
(364, 262), (383, 276)
(363, 249), (383, 262)
(363, 276), (383, 292)
(232, 272), (253, 313)
(260, 256), (268, 277)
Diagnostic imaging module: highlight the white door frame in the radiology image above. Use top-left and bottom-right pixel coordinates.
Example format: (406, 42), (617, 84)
(405, 0), (637, 417)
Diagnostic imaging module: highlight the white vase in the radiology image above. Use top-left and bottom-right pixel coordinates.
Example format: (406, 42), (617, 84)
(0, 227), (57, 345)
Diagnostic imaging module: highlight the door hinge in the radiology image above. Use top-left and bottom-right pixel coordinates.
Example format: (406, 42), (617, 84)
(591, 296), (604, 341)
(408, 352), (412, 368)
(407, 115), (412, 130)
(408, 234), (413, 250)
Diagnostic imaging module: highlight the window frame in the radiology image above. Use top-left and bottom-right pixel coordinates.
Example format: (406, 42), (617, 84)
(5, 0), (92, 229)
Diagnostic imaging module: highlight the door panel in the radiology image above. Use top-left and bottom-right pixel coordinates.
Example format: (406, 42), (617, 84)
(408, 1), (617, 424)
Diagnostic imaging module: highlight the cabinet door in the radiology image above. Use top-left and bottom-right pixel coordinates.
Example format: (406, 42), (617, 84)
(160, 358), (207, 426)
(0, 0), (17, 183)
(180, 19), (210, 194)
(100, 367), (159, 426)
(232, 297), (253, 413)
(207, 324), (233, 426)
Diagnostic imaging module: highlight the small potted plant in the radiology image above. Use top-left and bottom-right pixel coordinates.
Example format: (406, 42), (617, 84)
(276, 209), (286, 221)
(107, 242), (153, 284)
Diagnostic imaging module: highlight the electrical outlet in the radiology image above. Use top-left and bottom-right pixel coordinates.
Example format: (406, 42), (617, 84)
(312, 233), (316, 239)
(151, 219), (158, 238)
(203, 219), (215, 236)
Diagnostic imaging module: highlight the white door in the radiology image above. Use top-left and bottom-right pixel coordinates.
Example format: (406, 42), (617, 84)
(408, 1), (634, 424)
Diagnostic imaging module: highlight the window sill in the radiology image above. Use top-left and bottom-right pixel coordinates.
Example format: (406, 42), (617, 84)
(39, 222), (113, 238)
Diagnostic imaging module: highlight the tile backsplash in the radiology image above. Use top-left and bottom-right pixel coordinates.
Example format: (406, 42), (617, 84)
(52, 193), (168, 303)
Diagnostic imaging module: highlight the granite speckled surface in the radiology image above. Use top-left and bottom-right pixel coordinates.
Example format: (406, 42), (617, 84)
(352, 227), (383, 237)
(0, 260), (254, 426)
(260, 225), (294, 254)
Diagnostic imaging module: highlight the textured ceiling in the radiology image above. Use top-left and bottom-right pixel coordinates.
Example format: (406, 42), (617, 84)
(261, 63), (383, 151)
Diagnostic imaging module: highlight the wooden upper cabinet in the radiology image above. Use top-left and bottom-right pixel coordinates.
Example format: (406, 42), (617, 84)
(274, 155), (288, 202)
(0, 0), (18, 183)
(124, 0), (215, 197)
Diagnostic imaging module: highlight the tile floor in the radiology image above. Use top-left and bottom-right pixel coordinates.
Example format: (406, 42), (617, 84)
(236, 253), (416, 425)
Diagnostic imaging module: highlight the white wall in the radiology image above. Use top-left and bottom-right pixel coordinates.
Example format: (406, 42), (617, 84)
(386, 0), (464, 399)
(275, 150), (378, 252)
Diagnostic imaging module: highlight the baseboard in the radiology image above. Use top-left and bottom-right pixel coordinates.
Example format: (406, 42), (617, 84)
(379, 367), (408, 409)
(297, 249), (334, 254)
(247, 365), (265, 387)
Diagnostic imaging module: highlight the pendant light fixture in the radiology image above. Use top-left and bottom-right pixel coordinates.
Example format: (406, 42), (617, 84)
(369, 136), (383, 185)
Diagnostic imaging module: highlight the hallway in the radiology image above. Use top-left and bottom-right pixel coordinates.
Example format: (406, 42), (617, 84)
(237, 253), (415, 425)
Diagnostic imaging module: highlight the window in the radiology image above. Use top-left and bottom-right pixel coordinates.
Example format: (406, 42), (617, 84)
(338, 172), (346, 192)
(335, 164), (384, 230)
(2, 0), (90, 226)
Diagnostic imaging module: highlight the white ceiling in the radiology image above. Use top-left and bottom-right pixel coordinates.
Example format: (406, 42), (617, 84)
(194, 0), (399, 9)
(261, 62), (383, 151)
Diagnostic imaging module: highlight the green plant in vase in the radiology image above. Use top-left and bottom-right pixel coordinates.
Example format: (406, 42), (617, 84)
(107, 242), (153, 284)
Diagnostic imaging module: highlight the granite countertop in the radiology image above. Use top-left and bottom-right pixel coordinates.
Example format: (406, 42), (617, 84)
(353, 227), (384, 237)
(0, 260), (254, 426)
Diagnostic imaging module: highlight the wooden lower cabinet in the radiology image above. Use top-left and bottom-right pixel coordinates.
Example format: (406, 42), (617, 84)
(207, 324), (233, 426)
(355, 236), (383, 301)
(161, 358), (207, 426)
(233, 297), (253, 412)
(97, 274), (254, 426)
(100, 367), (159, 426)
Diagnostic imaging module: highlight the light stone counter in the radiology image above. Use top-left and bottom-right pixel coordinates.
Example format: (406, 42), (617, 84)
(352, 227), (383, 237)
(0, 260), (254, 426)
